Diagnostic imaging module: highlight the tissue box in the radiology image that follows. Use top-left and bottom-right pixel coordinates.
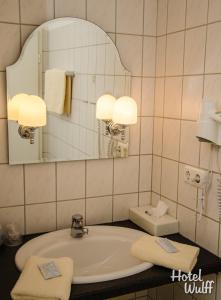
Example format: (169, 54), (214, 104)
(129, 206), (179, 236)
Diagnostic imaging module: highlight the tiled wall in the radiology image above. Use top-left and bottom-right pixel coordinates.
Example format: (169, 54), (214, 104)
(150, 0), (221, 299)
(0, 0), (155, 234)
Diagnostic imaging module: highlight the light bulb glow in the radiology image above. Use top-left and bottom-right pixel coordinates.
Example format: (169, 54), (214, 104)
(96, 94), (116, 120)
(113, 96), (137, 125)
(8, 93), (46, 127)
(18, 95), (46, 127)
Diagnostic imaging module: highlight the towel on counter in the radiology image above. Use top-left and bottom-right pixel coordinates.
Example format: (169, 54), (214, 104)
(45, 69), (73, 115)
(131, 235), (200, 273)
(11, 256), (73, 300)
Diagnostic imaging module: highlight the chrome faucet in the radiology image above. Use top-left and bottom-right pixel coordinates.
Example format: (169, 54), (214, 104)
(71, 214), (88, 238)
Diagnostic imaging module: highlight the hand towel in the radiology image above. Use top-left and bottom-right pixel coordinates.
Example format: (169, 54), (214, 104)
(63, 74), (73, 116)
(45, 69), (66, 114)
(131, 235), (200, 273)
(11, 256), (73, 300)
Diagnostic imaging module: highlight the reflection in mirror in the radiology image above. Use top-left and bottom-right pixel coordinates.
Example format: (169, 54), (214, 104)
(7, 18), (132, 165)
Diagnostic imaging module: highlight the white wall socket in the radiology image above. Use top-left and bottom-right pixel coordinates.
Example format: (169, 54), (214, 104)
(184, 165), (209, 188)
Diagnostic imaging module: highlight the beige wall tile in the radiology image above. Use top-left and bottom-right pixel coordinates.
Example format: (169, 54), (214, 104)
(166, 31), (185, 76)
(139, 155), (152, 191)
(184, 26), (206, 75)
(208, 0), (221, 23)
(57, 161), (85, 200)
(156, 36), (166, 77)
(164, 77), (182, 118)
(0, 206), (24, 234)
(0, 0), (19, 23)
(161, 196), (177, 217)
(178, 163), (197, 210)
(86, 196), (112, 225)
(21, 25), (37, 46)
(0, 72), (6, 118)
(139, 191), (151, 206)
(0, 23), (20, 71)
(116, 34), (143, 76)
(180, 121), (200, 166)
(113, 193), (138, 221)
(25, 163), (56, 204)
(86, 159), (113, 197)
(20, 0), (54, 25)
(167, 0), (186, 33)
(196, 214), (219, 255)
(153, 117), (163, 156)
(26, 202), (56, 234)
(152, 155), (161, 194)
(57, 199), (85, 229)
(186, 0), (208, 28)
(206, 23), (221, 73)
(0, 164), (24, 207)
(141, 77), (155, 116)
(154, 78), (164, 117)
(182, 76), (203, 121)
(157, 0), (168, 36)
(129, 118), (141, 155)
(177, 205), (196, 240)
(116, 0), (144, 35)
(0, 119), (8, 163)
(140, 117), (153, 154)
(162, 119), (180, 160)
(55, 0), (86, 19)
(144, 0), (157, 36)
(114, 156), (139, 194)
(161, 158), (178, 201)
(87, 0), (115, 32)
(131, 77), (142, 116)
(143, 37), (156, 77)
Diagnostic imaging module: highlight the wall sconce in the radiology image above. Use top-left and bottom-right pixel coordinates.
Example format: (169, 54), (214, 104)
(96, 94), (137, 140)
(8, 94), (46, 144)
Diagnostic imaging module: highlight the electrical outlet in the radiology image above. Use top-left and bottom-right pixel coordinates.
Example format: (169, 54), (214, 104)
(184, 166), (209, 188)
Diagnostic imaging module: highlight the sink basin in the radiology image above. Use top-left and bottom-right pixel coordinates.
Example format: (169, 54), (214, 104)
(15, 226), (153, 284)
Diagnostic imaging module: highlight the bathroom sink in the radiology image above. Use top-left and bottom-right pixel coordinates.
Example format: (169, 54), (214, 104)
(15, 226), (153, 284)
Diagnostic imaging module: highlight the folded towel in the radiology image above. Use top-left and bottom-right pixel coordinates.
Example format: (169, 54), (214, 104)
(11, 256), (73, 300)
(45, 69), (66, 115)
(63, 74), (73, 116)
(131, 235), (200, 273)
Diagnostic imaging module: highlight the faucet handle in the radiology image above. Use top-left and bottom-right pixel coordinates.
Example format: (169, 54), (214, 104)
(72, 214), (83, 222)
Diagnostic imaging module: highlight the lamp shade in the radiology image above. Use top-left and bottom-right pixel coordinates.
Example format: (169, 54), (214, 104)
(113, 96), (137, 125)
(96, 94), (116, 120)
(18, 95), (46, 127)
(8, 94), (29, 121)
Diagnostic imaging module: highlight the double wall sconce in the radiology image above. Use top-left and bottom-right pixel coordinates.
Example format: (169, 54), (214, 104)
(96, 94), (137, 140)
(8, 93), (46, 144)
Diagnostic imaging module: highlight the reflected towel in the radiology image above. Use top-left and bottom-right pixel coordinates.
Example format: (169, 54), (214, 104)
(45, 69), (66, 114)
(131, 235), (200, 273)
(63, 74), (73, 116)
(11, 256), (73, 300)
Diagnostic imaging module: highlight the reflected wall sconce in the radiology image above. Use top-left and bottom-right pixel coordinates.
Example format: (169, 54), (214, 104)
(8, 93), (46, 144)
(96, 94), (137, 140)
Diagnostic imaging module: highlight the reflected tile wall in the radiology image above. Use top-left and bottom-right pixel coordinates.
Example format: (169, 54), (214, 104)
(0, 0), (155, 237)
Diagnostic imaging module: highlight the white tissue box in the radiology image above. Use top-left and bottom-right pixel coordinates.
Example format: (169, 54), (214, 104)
(129, 206), (179, 236)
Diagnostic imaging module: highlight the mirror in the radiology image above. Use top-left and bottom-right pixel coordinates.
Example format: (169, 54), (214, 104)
(6, 18), (131, 165)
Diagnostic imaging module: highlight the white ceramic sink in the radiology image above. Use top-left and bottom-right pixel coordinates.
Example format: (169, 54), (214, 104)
(15, 226), (153, 284)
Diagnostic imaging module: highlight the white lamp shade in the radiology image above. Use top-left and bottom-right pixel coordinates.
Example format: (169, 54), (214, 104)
(8, 94), (29, 121)
(18, 95), (46, 127)
(113, 96), (137, 125)
(96, 94), (116, 120)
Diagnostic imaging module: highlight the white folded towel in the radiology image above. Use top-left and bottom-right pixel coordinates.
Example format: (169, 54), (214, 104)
(45, 69), (66, 115)
(131, 235), (200, 273)
(11, 256), (73, 300)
